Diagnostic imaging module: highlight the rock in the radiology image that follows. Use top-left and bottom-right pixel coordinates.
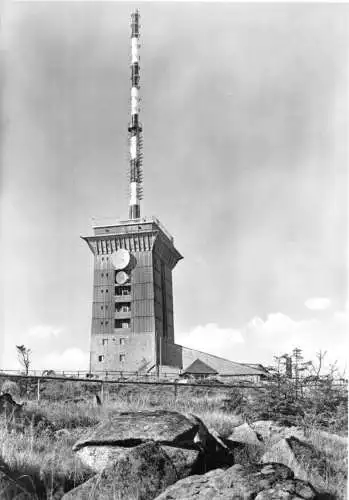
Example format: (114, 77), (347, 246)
(73, 410), (203, 474)
(186, 414), (234, 471)
(0, 467), (32, 499)
(63, 441), (178, 500)
(252, 420), (347, 456)
(154, 462), (318, 500)
(227, 422), (263, 446)
(251, 420), (307, 446)
(75, 445), (129, 473)
(261, 436), (334, 485)
(76, 442), (200, 476)
(162, 446), (200, 478)
(224, 422), (264, 465)
(0, 393), (23, 417)
(224, 439), (263, 466)
(73, 410), (199, 452)
(154, 469), (228, 500)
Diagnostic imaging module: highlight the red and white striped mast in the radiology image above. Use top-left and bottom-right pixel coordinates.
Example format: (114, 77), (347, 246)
(128, 10), (143, 220)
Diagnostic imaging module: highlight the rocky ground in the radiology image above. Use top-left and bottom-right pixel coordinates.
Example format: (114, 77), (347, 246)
(0, 391), (347, 499)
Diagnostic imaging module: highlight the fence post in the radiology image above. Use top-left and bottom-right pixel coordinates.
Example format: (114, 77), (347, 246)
(174, 381), (178, 401)
(100, 381), (104, 404)
(37, 378), (40, 402)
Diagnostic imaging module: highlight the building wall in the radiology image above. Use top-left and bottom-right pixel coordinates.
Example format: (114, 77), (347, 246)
(91, 332), (155, 373)
(161, 341), (183, 368)
(84, 219), (182, 374)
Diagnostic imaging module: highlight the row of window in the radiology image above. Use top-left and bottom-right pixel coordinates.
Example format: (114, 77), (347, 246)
(100, 302), (131, 312)
(98, 353), (125, 362)
(102, 337), (126, 346)
(99, 319), (131, 329)
(96, 286), (131, 297)
(115, 285), (131, 296)
(99, 287), (131, 295)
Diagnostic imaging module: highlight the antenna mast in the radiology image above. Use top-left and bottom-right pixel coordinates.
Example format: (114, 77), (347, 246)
(128, 10), (143, 220)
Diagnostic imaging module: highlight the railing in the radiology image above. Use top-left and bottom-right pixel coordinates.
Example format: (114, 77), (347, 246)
(0, 369), (347, 386)
(91, 216), (174, 243)
(0, 369), (181, 381)
(0, 369), (347, 406)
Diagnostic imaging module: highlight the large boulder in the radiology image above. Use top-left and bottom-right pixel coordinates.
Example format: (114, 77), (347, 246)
(63, 442), (179, 500)
(73, 410), (198, 451)
(154, 462), (318, 500)
(251, 420), (308, 446)
(73, 410), (202, 474)
(261, 436), (334, 485)
(252, 420), (347, 457)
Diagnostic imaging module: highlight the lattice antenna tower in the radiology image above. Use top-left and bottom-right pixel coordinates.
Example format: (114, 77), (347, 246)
(128, 10), (143, 219)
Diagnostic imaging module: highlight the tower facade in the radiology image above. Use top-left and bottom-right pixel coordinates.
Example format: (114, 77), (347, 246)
(82, 11), (182, 374)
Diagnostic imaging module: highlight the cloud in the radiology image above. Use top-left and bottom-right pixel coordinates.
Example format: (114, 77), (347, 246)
(245, 311), (348, 372)
(176, 323), (244, 358)
(305, 297), (331, 311)
(27, 325), (62, 339)
(33, 347), (89, 372)
(176, 312), (348, 374)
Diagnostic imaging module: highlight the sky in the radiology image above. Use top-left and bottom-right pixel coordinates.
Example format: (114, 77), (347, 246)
(0, 2), (348, 374)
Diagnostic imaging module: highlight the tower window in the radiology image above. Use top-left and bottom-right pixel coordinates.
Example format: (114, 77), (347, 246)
(115, 285), (131, 296)
(101, 290), (104, 293)
(101, 273), (104, 278)
(120, 338), (126, 345)
(115, 318), (130, 329)
(101, 306), (104, 310)
(106, 289), (108, 293)
(102, 339), (108, 346)
(100, 321), (104, 325)
(115, 302), (131, 313)
(98, 355), (104, 362)
(119, 354), (125, 362)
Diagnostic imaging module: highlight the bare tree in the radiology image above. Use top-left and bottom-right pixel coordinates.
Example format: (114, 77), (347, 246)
(308, 350), (327, 380)
(16, 345), (31, 375)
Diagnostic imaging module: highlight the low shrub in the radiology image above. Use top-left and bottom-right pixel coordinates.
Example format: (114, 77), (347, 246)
(0, 380), (21, 398)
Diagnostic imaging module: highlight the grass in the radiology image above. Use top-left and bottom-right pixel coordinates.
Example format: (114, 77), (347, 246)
(0, 384), (347, 499)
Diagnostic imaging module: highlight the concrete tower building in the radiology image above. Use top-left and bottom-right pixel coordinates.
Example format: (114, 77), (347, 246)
(82, 11), (182, 374)
(82, 11), (268, 381)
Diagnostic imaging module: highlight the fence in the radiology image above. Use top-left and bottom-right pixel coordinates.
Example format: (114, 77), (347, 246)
(0, 369), (347, 404)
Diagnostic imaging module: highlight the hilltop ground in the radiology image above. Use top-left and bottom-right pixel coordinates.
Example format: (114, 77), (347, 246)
(0, 378), (347, 499)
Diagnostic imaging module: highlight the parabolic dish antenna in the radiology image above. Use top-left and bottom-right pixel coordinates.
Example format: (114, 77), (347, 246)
(111, 248), (130, 270)
(115, 271), (129, 285)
